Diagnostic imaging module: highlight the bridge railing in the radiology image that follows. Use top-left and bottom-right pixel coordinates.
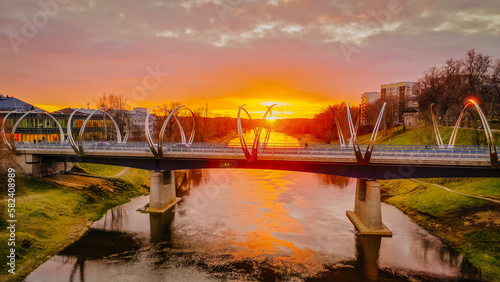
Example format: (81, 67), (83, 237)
(14, 141), (495, 165)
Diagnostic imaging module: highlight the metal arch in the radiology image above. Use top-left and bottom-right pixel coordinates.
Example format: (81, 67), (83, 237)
(181, 107), (196, 145)
(430, 103), (444, 147)
(449, 102), (472, 147)
(67, 108), (82, 155)
(78, 107), (122, 156)
(236, 104), (276, 161)
(123, 114), (130, 142)
(346, 103), (363, 163)
(328, 105), (345, 146)
(145, 106), (184, 158)
(9, 110), (65, 153)
(237, 104), (258, 160)
(145, 106), (160, 157)
(158, 105), (195, 158)
(349, 114), (360, 146)
(363, 102), (387, 164)
(251, 104), (276, 158)
(472, 101), (499, 168)
(449, 100), (498, 167)
(2, 110), (20, 151)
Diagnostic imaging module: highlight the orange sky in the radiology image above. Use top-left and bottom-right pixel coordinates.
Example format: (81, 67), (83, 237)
(2, 1), (500, 119)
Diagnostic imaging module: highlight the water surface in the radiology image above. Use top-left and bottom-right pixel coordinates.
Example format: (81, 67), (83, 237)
(26, 168), (484, 281)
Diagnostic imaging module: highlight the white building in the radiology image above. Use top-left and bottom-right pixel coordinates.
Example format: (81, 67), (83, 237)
(381, 81), (417, 109)
(126, 107), (157, 140)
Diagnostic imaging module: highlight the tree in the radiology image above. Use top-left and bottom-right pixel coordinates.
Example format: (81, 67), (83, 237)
(487, 60), (500, 120)
(462, 49), (491, 98)
(94, 93), (130, 137)
(416, 49), (499, 127)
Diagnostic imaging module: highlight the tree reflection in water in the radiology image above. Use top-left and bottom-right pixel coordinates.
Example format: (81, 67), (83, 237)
(59, 229), (141, 282)
(175, 169), (205, 197)
(316, 174), (352, 188)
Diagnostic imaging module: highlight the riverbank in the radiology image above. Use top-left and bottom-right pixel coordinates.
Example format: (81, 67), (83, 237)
(287, 125), (500, 280)
(364, 126), (500, 281)
(379, 178), (500, 281)
(0, 168), (150, 282)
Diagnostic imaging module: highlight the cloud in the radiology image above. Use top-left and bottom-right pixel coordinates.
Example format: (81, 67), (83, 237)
(1, 0), (499, 117)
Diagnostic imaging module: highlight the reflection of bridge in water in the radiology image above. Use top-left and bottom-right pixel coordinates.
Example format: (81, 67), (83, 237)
(3, 100), (499, 235)
(36, 193), (483, 282)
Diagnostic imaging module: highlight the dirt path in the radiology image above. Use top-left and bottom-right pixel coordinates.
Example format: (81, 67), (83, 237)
(411, 178), (500, 204)
(112, 167), (129, 178)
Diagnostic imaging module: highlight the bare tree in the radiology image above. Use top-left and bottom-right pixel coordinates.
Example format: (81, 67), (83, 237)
(94, 93), (130, 136)
(488, 60), (500, 120)
(416, 49), (499, 127)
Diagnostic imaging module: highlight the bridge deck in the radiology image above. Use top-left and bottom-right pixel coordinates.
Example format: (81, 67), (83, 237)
(15, 141), (496, 167)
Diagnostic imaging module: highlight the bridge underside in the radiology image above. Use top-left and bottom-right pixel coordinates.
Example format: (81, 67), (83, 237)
(40, 155), (500, 179)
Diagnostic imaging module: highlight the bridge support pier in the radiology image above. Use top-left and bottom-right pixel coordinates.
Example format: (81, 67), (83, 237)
(148, 171), (181, 213)
(347, 179), (392, 236)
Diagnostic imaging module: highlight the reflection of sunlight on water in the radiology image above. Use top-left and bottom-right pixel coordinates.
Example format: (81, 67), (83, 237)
(228, 131), (300, 146)
(227, 170), (319, 270)
(26, 167), (485, 281)
(175, 169), (350, 275)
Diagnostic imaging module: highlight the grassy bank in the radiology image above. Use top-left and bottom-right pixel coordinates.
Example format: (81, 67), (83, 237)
(359, 125), (500, 281)
(0, 166), (150, 282)
(357, 125), (500, 146)
(286, 125), (500, 279)
(380, 179), (500, 281)
(76, 163), (125, 177)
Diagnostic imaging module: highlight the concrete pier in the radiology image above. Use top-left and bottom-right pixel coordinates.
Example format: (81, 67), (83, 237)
(347, 179), (392, 236)
(148, 171), (181, 213)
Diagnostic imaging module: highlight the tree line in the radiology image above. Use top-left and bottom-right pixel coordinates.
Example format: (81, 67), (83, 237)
(414, 49), (500, 125)
(94, 94), (242, 142)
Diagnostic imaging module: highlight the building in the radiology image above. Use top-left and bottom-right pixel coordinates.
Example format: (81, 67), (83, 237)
(125, 107), (157, 140)
(1, 94), (159, 143)
(360, 92), (381, 126)
(0, 94), (38, 114)
(380, 82), (419, 127)
(381, 81), (417, 108)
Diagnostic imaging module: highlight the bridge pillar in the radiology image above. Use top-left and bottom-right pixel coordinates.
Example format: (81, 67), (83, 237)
(148, 171), (181, 213)
(347, 179), (392, 236)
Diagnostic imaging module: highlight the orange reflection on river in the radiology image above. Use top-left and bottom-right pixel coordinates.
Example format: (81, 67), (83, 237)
(228, 131), (300, 146)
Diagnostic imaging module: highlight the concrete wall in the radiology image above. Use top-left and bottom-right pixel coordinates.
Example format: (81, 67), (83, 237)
(7, 153), (73, 177)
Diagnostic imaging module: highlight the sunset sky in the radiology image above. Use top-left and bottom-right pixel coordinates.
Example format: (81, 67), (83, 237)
(1, 0), (500, 118)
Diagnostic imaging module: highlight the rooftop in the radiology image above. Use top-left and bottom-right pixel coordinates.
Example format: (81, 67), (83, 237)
(0, 94), (39, 112)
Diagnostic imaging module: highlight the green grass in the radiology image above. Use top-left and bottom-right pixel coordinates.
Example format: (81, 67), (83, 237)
(380, 179), (492, 217)
(357, 126), (500, 146)
(371, 126), (500, 281)
(459, 230), (500, 278)
(0, 169), (150, 282)
(76, 163), (125, 177)
(380, 179), (500, 281)
(422, 178), (500, 200)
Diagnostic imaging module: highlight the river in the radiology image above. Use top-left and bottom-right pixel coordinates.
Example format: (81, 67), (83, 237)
(26, 132), (484, 281)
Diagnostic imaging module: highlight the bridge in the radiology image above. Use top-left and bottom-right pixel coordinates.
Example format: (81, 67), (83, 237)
(2, 99), (499, 236)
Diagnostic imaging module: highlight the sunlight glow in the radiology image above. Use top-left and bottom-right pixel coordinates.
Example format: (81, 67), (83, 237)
(468, 98), (478, 105)
(260, 101), (290, 107)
